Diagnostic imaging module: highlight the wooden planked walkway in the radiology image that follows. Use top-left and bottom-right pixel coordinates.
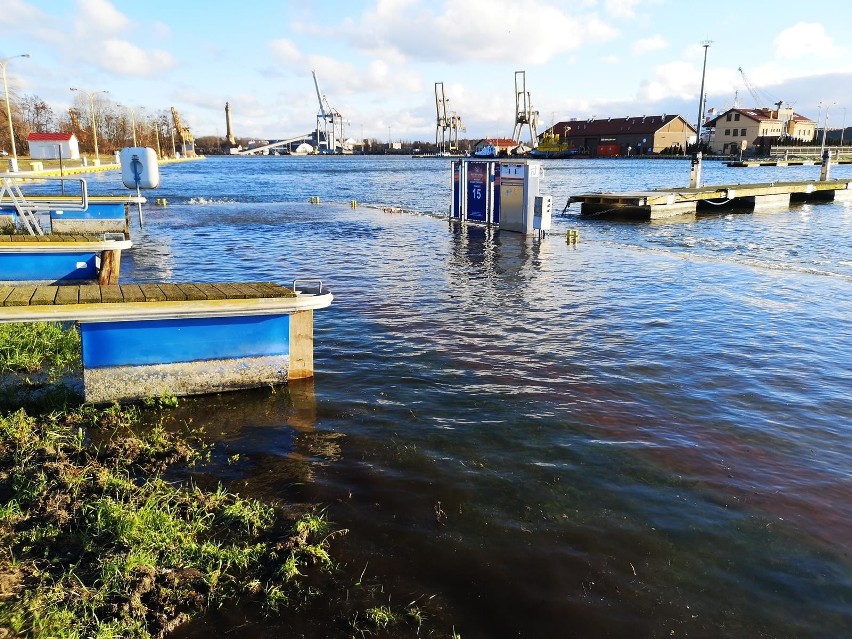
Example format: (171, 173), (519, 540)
(0, 282), (296, 307)
(0, 234), (114, 243)
(569, 178), (852, 219)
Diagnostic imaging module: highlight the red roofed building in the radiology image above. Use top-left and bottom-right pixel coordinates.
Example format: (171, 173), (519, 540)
(703, 107), (816, 155)
(540, 114), (696, 157)
(473, 138), (519, 156)
(26, 132), (80, 160)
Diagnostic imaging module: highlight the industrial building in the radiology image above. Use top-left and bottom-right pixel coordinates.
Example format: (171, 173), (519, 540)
(538, 115), (696, 157)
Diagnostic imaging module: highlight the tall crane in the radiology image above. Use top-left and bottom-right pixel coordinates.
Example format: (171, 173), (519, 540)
(170, 107), (195, 157)
(737, 67), (781, 109)
(512, 71), (539, 148)
(434, 82), (450, 154)
(449, 111), (465, 152)
(312, 70), (344, 154)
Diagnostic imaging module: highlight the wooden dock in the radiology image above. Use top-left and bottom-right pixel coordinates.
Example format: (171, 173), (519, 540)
(569, 179), (852, 219)
(0, 234), (132, 285)
(0, 281), (333, 403)
(728, 159), (852, 167)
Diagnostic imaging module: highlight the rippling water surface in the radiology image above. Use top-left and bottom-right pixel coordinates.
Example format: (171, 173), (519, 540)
(93, 156), (851, 637)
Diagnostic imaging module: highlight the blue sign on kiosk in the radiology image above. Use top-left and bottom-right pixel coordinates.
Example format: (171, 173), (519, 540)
(466, 162), (488, 222)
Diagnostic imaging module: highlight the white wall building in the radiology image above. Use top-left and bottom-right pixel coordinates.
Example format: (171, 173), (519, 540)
(26, 132), (81, 160)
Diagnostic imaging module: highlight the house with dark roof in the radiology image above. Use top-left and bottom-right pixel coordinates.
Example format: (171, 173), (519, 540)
(538, 114), (696, 157)
(26, 132), (80, 160)
(703, 107), (815, 155)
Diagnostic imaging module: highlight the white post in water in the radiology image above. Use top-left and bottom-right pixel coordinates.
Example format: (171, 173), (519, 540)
(689, 152), (702, 188)
(820, 149), (831, 181)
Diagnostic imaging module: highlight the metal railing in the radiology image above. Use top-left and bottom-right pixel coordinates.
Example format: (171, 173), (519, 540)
(0, 176), (89, 235)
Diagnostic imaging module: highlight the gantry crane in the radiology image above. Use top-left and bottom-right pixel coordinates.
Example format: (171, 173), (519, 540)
(449, 111), (465, 152)
(512, 71), (539, 149)
(170, 107), (196, 157)
(435, 82), (450, 153)
(312, 71), (344, 154)
(435, 82), (465, 154)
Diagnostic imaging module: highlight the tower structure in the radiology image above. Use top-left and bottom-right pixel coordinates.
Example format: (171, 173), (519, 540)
(225, 102), (236, 147)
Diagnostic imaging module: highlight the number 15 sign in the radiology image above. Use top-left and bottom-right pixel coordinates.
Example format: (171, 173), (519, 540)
(466, 161), (488, 222)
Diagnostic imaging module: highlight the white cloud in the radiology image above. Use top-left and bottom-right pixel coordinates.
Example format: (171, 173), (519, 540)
(774, 22), (844, 60)
(601, 55), (621, 64)
(0, 0), (47, 26)
(604, 0), (641, 19)
(88, 39), (178, 77)
(632, 35), (667, 55)
(638, 60), (699, 102)
(267, 39), (421, 98)
(74, 0), (130, 37)
(269, 39), (303, 64)
(342, 0), (619, 65)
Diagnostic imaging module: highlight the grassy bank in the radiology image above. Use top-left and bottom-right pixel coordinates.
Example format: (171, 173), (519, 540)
(0, 322), (456, 638)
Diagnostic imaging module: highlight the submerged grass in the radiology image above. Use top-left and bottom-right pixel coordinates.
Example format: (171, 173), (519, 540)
(0, 323), (80, 380)
(0, 321), (458, 637)
(0, 404), (338, 638)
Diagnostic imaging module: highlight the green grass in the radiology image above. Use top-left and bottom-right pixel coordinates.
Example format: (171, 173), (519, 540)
(0, 404), (340, 637)
(0, 322), (81, 379)
(0, 320), (459, 636)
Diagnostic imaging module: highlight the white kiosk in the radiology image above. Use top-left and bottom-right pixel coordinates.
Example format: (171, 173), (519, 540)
(451, 159), (551, 235)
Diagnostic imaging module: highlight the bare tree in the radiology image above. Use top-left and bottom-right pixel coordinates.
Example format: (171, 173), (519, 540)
(19, 94), (56, 133)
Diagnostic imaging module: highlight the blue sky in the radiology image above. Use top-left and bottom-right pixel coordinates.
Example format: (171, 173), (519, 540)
(3, 0), (852, 142)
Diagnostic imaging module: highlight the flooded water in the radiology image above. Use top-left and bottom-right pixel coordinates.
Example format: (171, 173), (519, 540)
(88, 156), (851, 637)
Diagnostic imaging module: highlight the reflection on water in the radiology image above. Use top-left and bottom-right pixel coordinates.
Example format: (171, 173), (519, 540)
(119, 157), (851, 638)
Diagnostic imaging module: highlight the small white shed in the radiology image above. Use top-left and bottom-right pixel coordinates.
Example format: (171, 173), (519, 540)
(26, 132), (81, 160)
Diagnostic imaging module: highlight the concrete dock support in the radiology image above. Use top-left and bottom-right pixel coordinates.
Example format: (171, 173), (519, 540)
(580, 201), (697, 220)
(748, 193), (792, 211)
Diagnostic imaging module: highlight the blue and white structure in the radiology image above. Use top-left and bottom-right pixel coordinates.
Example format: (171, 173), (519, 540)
(451, 159), (551, 234)
(0, 235), (131, 284)
(0, 282), (332, 403)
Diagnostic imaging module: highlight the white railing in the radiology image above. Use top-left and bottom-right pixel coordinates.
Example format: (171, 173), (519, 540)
(0, 176), (89, 236)
(769, 145), (850, 157)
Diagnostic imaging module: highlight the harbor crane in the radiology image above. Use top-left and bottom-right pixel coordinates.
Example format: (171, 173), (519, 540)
(312, 70), (345, 154)
(170, 107), (196, 157)
(435, 82), (465, 154)
(435, 82), (450, 153)
(449, 111), (465, 152)
(512, 70), (539, 149)
(737, 67), (783, 110)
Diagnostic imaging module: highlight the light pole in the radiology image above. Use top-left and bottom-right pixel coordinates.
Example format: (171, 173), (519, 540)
(70, 87), (109, 165)
(818, 101), (836, 157)
(1, 53), (30, 173)
(695, 40), (712, 151)
(119, 104), (138, 146)
(151, 120), (162, 158)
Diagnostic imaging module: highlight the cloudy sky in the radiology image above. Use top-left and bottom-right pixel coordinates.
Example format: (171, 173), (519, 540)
(3, 0), (852, 142)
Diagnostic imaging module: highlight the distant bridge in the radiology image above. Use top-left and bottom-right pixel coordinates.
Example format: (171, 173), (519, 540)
(237, 133), (314, 156)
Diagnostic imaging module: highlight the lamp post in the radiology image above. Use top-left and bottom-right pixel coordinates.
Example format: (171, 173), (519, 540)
(818, 101), (836, 157)
(695, 40), (712, 151)
(70, 87), (109, 165)
(1, 53), (30, 173)
(118, 104), (138, 147)
(151, 120), (162, 158)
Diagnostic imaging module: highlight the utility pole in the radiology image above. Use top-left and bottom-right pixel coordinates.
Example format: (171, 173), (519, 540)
(695, 41), (712, 150)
